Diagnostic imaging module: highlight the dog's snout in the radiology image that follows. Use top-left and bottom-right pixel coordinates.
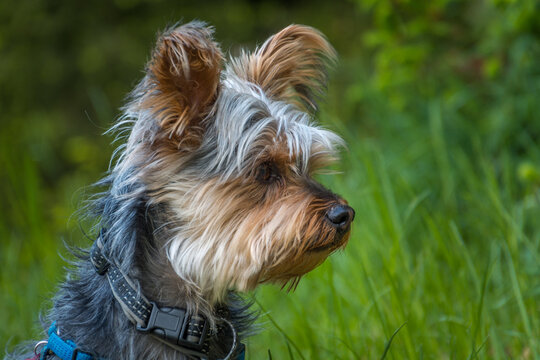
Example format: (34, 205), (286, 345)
(326, 204), (355, 231)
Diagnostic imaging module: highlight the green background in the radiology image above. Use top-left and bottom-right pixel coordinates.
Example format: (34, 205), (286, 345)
(1, 0), (540, 358)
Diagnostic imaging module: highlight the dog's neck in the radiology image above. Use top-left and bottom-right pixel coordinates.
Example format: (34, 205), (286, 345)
(46, 176), (254, 359)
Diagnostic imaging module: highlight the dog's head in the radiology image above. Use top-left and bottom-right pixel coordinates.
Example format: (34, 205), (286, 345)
(117, 21), (354, 303)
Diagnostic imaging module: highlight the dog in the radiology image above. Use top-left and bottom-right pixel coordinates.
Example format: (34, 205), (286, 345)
(9, 21), (354, 360)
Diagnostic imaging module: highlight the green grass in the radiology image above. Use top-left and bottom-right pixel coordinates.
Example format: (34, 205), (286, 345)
(244, 102), (540, 358)
(241, 60), (540, 357)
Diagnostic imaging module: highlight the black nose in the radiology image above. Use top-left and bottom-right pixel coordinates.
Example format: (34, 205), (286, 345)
(326, 204), (355, 231)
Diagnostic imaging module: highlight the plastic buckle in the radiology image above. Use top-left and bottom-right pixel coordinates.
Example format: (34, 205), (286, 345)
(137, 302), (208, 352)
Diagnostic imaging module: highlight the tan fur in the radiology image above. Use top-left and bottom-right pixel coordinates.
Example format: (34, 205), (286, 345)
(158, 160), (349, 302)
(143, 23), (223, 148)
(119, 22), (352, 305)
(230, 24), (337, 112)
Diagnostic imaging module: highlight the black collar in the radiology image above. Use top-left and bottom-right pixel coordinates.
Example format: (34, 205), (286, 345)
(90, 229), (241, 360)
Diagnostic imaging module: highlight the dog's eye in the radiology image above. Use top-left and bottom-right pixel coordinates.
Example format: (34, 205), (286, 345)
(257, 162), (280, 184)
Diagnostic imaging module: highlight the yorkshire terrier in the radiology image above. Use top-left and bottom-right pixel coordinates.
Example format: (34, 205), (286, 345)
(10, 21), (354, 360)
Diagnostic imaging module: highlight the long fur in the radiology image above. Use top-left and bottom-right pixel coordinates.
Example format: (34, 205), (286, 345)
(6, 21), (352, 360)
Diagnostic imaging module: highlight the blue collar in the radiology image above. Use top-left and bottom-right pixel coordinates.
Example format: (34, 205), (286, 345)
(38, 322), (246, 360)
(39, 322), (101, 360)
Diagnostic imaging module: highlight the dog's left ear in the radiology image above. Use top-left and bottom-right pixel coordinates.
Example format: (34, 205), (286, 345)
(230, 25), (336, 113)
(142, 21), (223, 148)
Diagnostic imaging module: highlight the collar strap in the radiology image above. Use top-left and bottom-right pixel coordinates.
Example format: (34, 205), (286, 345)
(89, 229), (240, 360)
(37, 322), (244, 360)
(39, 322), (101, 360)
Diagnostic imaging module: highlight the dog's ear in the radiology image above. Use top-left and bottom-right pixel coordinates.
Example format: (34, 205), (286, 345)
(143, 21), (223, 148)
(230, 25), (336, 113)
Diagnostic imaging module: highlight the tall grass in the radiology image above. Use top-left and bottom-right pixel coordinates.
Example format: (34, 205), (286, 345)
(244, 65), (540, 358)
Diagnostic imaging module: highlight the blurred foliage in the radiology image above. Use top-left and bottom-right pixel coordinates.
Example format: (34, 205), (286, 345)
(342, 0), (540, 154)
(1, 0), (540, 358)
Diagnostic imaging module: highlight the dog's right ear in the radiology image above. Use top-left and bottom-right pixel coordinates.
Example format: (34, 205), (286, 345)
(142, 21), (223, 149)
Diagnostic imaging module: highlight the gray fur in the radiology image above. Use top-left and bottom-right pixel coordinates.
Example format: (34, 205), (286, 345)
(6, 21), (344, 360)
(5, 173), (255, 360)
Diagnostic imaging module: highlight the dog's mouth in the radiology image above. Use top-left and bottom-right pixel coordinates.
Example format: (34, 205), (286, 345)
(308, 225), (352, 253)
(308, 243), (335, 253)
(258, 223), (352, 287)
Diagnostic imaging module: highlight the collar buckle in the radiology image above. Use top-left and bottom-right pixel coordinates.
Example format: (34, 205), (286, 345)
(137, 302), (209, 353)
